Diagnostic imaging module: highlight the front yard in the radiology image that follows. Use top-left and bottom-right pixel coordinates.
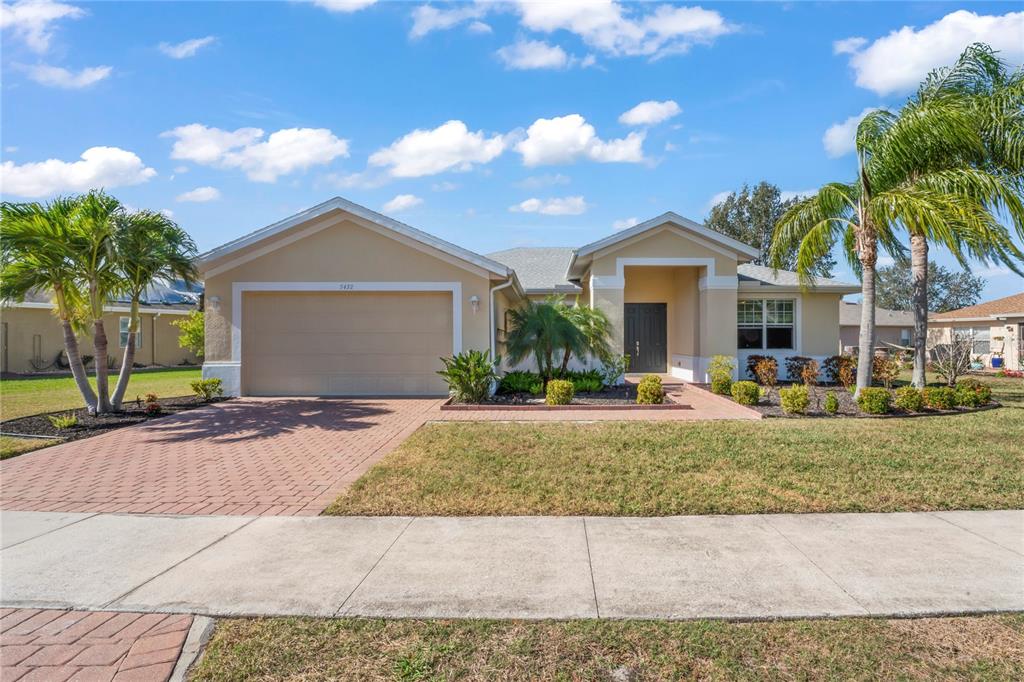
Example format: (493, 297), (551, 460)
(192, 614), (1024, 681)
(0, 367), (201, 459)
(327, 375), (1023, 516)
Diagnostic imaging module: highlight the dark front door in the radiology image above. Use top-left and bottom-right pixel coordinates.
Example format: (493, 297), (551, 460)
(624, 303), (667, 373)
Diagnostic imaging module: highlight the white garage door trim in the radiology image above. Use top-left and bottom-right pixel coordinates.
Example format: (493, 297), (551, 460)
(230, 281), (463, 364)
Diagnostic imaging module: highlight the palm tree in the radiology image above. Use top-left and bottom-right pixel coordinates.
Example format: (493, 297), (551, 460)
(559, 300), (613, 374)
(505, 298), (584, 381)
(70, 191), (123, 413)
(109, 210), (198, 410)
(898, 45), (1024, 386)
(772, 43), (1024, 394)
(0, 198), (98, 412)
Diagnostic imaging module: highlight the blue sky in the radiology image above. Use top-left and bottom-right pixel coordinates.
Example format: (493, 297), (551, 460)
(2, 1), (1023, 297)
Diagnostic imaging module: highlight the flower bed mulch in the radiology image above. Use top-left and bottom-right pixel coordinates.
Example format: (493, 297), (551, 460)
(443, 384), (689, 410)
(695, 384), (999, 419)
(0, 396), (230, 442)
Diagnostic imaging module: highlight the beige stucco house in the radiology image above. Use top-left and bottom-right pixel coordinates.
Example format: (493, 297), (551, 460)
(838, 302), (915, 354)
(199, 197), (859, 396)
(1, 297), (199, 374)
(928, 292), (1024, 371)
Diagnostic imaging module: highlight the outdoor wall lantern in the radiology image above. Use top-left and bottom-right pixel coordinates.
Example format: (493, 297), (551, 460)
(469, 295), (480, 314)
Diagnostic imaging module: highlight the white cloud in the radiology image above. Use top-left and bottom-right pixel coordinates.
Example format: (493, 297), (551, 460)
(24, 64), (111, 89)
(664, 141), (677, 152)
(312, 0), (377, 13)
(515, 1), (737, 58)
(515, 114), (645, 166)
(619, 99), (681, 126)
(822, 107), (878, 158)
(976, 264), (1012, 278)
(497, 39), (570, 70)
(369, 120), (506, 178)
(0, 146), (156, 197)
(160, 208), (174, 218)
(467, 20), (492, 34)
(5, 146), (17, 153)
(410, 2), (488, 39)
(0, 0), (83, 53)
(836, 10), (1024, 95)
(515, 173), (571, 189)
(162, 124), (350, 182)
(706, 190), (731, 211)
(173, 165), (188, 174)
(382, 193), (423, 213)
(159, 36), (216, 59)
(612, 216), (639, 231)
(324, 170), (390, 190)
(176, 186), (220, 202)
(431, 180), (459, 191)
(510, 196), (588, 216)
(832, 36), (866, 55)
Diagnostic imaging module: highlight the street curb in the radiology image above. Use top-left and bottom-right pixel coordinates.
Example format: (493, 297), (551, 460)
(169, 615), (216, 682)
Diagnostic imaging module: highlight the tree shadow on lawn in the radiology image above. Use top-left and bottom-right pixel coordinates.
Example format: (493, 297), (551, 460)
(138, 397), (424, 444)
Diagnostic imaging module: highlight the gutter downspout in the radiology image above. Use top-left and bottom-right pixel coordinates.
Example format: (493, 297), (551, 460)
(489, 279), (514, 361)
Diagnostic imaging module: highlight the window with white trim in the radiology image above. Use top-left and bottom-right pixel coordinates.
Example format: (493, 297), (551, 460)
(119, 316), (142, 349)
(738, 299), (795, 350)
(900, 328), (911, 345)
(954, 327), (991, 355)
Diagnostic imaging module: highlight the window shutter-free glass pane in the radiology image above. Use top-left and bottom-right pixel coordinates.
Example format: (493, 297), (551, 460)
(973, 327), (990, 354)
(737, 300), (762, 326)
(766, 300), (794, 325)
(738, 328), (764, 349)
(766, 327), (794, 349)
(119, 317), (129, 347)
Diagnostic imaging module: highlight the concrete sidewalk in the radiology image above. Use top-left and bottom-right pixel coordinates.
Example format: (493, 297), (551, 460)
(1, 510), (1021, 621)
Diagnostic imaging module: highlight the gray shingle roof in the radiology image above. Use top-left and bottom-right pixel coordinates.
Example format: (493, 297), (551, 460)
(486, 247), (579, 292)
(737, 264), (859, 291)
(839, 302), (915, 327)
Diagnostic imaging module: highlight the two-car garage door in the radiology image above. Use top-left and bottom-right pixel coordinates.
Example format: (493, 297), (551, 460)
(241, 291), (453, 396)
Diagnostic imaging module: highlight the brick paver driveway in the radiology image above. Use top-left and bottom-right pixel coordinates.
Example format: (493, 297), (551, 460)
(0, 398), (441, 516)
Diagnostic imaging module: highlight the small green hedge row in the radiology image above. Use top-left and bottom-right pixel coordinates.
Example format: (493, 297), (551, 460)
(923, 386), (956, 410)
(545, 379), (575, 406)
(730, 381), (760, 406)
(823, 391), (839, 415)
(779, 384), (810, 414)
(636, 375), (664, 404)
(893, 386), (924, 412)
(856, 387), (891, 414)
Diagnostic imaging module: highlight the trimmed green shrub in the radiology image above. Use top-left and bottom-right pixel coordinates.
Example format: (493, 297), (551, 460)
(636, 375), (664, 404)
(923, 386), (956, 410)
(856, 387), (892, 414)
(779, 384), (810, 414)
(823, 391), (839, 415)
(48, 412), (78, 429)
(894, 386), (924, 412)
(545, 379), (575, 405)
(955, 378), (992, 406)
(822, 354), (856, 386)
(499, 370), (542, 394)
(708, 355), (735, 396)
(190, 378), (223, 401)
(730, 381), (760, 406)
(437, 349), (498, 403)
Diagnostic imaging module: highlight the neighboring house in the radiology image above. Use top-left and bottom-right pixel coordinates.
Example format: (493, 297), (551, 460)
(198, 197), (859, 396)
(928, 292), (1024, 371)
(838, 302), (915, 354)
(1, 283), (201, 374)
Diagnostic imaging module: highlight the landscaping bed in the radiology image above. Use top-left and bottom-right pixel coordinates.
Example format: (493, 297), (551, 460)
(444, 384), (689, 410)
(0, 395), (228, 443)
(714, 383), (1001, 419)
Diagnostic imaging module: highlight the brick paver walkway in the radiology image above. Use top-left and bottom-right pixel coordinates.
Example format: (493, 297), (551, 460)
(0, 609), (192, 682)
(0, 398), (440, 516)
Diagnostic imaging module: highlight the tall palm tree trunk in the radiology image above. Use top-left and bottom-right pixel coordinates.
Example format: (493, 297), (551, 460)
(110, 300), (139, 410)
(92, 319), (113, 413)
(856, 259), (878, 396)
(909, 233), (929, 388)
(55, 287), (98, 413)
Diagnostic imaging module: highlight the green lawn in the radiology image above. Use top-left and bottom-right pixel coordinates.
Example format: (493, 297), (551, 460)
(0, 367), (201, 421)
(0, 367), (201, 459)
(326, 375), (1024, 516)
(191, 614), (1024, 681)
